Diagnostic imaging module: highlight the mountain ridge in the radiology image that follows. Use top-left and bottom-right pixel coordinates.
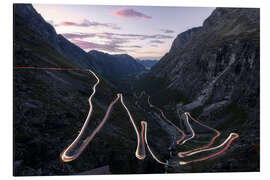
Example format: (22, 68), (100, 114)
(137, 7), (260, 172)
(88, 49), (146, 89)
(14, 4), (146, 88)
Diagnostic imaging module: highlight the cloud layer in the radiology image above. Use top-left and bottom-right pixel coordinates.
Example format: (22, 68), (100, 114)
(113, 8), (151, 19)
(55, 19), (121, 30)
(70, 38), (142, 53)
(71, 39), (124, 52)
(62, 32), (173, 41)
(62, 32), (173, 53)
(62, 31), (173, 53)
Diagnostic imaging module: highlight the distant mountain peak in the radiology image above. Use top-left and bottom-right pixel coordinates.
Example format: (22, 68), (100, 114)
(113, 53), (134, 59)
(169, 26), (202, 53)
(88, 50), (107, 55)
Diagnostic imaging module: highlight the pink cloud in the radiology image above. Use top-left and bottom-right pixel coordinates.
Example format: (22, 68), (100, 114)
(60, 21), (77, 26)
(113, 8), (151, 19)
(71, 39), (125, 53)
(62, 33), (96, 39)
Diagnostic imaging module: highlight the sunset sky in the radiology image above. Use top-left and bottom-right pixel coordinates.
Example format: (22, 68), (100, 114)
(33, 4), (215, 60)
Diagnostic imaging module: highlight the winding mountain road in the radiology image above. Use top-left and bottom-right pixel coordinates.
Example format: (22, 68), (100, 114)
(179, 133), (239, 165)
(16, 66), (240, 168)
(178, 112), (221, 157)
(61, 70), (120, 162)
(120, 94), (146, 160)
(141, 121), (168, 166)
(146, 95), (239, 166)
(148, 96), (186, 144)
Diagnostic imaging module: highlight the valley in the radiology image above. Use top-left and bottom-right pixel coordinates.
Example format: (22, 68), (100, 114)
(13, 4), (259, 175)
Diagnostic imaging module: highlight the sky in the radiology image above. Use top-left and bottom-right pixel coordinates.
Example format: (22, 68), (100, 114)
(33, 4), (215, 60)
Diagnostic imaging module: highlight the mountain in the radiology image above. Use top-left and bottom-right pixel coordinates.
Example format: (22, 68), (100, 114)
(137, 8), (260, 172)
(88, 50), (146, 88)
(169, 27), (202, 53)
(14, 4), (145, 89)
(136, 59), (158, 70)
(14, 4), (260, 175)
(14, 3), (121, 176)
(14, 4), (169, 175)
(14, 4), (98, 70)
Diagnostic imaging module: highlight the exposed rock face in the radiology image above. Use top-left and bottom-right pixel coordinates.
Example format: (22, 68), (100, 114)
(169, 27), (202, 53)
(147, 8), (260, 172)
(151, 7), (259, 114)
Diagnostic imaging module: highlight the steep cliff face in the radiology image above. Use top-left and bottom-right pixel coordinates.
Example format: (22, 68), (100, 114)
(151, 8), (259, 97)
(150, 7), (259, 113)
(169, 27), (202, 53)
(147, 8), (260, 172)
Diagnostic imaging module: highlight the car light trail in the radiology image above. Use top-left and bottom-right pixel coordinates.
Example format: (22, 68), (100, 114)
(16, 66), (147, 161)
(180, 112), (195, 145)
(141, 121), (169, 166)
(148, 96), (186, 144)
(178, 112), (221, 157)
(178, 133), (239, 165)
(60, 70), (99, 162)
(120, 95), (146, 160)
(181, 132), (238, 157)
(61, 71), (122, 162)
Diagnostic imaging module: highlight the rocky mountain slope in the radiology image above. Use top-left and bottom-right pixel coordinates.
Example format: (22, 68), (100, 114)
(137, 8), (260, 172)
(14, 4), (96, 70)
(169, 27), (202, 53)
